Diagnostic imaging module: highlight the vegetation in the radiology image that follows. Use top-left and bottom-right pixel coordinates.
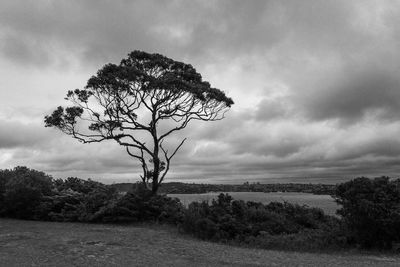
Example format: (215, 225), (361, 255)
(44, 51), (233, 194)
(0, 166), (53, 219)
(1, 166), (400, 251)
(112, 181), (336, 195)
(0, 167), (182, 223)
(181, 193), (347, 251)
(89, 184), (183, 224)
(335, 177), (400, 249)
(3, 220), (397, 267)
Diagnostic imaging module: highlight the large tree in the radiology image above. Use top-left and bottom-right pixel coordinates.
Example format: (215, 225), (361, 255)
(45, 51), (233, 193)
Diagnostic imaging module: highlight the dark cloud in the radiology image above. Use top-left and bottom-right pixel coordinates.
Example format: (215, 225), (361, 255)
(291, 60), (400, 124)
(1, 1), (400, 181)
(1, 33), (51, 66)
(0, 0), (362, 67)
(0, 0), (170, 67)
(0, 120), (53, 149)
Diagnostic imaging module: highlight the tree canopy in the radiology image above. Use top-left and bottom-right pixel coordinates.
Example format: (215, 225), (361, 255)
(335, 177), (400, 248)
(45, 50), (233, 193)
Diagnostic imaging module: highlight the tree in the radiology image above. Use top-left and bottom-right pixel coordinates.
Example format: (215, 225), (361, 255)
(335, 177), (400, 249)
(45, 51), (233, 194)
(0, 166), (53, 219)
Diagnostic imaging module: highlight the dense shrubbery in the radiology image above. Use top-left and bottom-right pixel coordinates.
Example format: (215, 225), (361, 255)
(2, 167), (400, 251)
(91, 184), (184, 224)
(335, 177), (400, 249)
(38, 177), (119, 222)
(0, 166), (53, 219)
(0, 167), (183, 224)
(181, 193), (347, 250)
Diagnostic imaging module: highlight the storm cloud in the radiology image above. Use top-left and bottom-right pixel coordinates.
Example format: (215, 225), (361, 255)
(1, 0), (400, 182)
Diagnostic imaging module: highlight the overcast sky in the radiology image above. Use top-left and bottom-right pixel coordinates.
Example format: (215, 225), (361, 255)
(1, 0), (400, 184)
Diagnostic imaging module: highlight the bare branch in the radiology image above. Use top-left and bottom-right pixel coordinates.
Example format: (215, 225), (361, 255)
(159, 138), (187, 185)
(45, 50), (233, 193)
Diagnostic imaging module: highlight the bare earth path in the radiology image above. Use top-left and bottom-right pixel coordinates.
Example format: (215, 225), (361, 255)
(0, 218), (398, 266)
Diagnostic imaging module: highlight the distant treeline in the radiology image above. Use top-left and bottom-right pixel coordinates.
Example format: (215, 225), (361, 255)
(110, 182), (336, 195)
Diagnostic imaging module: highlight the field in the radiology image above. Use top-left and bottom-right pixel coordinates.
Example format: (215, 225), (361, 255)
(1, 218), (399, 266)
(169, 192), (339, 216)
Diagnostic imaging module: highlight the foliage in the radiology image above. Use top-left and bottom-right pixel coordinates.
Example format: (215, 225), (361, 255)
(0, 167), (183, 224)
(0, 166), (53, 219)
(91, 185), (184, 224)
(35, 190), (85, 221)
(45, 50), (233, 193)
(36, 177), (119, 222)
(181, 193), (340, 247)
(0, 169), (11, 204)
(153, 182), (336, 195)
(54, 177), (111, 194)
(335, 177), (400, 249)
(7, 167), (400, 252)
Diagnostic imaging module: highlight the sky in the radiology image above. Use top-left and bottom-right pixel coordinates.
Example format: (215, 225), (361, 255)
(1, 0), (400, 184)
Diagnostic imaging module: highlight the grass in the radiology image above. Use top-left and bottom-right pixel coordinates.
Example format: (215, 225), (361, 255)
(1, 218), (399, 266)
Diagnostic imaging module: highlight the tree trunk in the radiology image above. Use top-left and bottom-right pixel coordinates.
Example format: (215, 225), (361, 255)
(151, 109), (160, 195)
(151, 157), (160, 194)
(151, 180), (159, 194)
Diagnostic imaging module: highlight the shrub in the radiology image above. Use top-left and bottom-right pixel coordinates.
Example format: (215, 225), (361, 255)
(181, 193), (339, 247)
(38, 190), (85, 221)
(0, 168), (184, 224)
(77, 185), (118, 221)
(194, 218), (219, 239)
(335, 177), (400, 249)
(0, 166), (54, 219)
(54, 177), (109, 194)
(0, 169), (11, 205)
(91, 187), (184, 224)
(38, 178), (118, 222)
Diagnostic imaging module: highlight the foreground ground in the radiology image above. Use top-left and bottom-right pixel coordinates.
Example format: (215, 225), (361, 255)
(0, 219), (398, 266)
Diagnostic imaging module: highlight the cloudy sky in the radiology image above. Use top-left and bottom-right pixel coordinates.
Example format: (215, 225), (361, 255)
(1, 0), (400, 184)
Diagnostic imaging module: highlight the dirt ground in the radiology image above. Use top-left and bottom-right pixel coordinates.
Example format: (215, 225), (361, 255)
(0, 218), (399, 266)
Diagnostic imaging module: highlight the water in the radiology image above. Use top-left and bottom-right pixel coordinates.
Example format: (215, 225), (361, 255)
(169, 192), (339, 216)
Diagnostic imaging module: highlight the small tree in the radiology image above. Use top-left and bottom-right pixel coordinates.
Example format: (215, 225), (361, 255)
(45, 51), (233, 193)
(335, 177), (400, 249)
(0, 166), (53, 219)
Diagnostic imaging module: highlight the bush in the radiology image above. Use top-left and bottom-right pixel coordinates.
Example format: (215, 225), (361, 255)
(37, 190), (84, 221)
(0, 168), (183, 224)
(91, 186), (184, 224)
(0, 166), (53, 219)
(54, 177), (109, 194)
(0, 170), (11, 205)
(181, 193), (340, 247)
(10, 167), (400, 252)
(38, 178), (119, 222)
(335, 177), (400, 249)
(194, 218), (219, 239)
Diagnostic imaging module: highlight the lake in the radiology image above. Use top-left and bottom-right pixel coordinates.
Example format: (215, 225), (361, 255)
(169, 192), (339, 216)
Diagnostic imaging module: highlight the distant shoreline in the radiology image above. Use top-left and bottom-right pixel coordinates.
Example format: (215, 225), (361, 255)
(110, 182), (337, 195)
(99, 176), (350, 185)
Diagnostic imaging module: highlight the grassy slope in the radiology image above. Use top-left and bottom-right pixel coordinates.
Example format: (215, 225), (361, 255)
(0, 219), (398, 267)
